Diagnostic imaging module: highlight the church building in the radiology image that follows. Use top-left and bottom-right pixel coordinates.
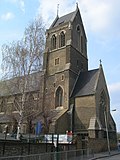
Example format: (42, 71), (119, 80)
(0, 5), (117, 151)
(43, 4), (116, 138)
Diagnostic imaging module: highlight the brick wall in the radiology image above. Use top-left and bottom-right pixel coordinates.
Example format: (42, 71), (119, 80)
(0, 140), (76, 157)
(88, 138), (117, 153)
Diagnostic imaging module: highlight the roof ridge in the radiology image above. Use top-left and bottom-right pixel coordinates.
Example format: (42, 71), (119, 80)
(93, 67), (101, 91)
(49, 9), (76, 28)
(49, 15), (59, 29)
(71, 6), (79, 22)
(59, 10), (76, 19)
(79, 68), (99, 74)
(70, 70), (81, 97)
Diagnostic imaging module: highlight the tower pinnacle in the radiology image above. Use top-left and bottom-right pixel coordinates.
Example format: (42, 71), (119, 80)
(76, 2), (78, 9)
(57, 4), (59, 17)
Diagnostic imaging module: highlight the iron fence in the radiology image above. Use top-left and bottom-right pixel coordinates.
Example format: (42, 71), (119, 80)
(0, 149), (94, 160)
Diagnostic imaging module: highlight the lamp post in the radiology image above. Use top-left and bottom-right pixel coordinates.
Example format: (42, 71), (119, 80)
(104, 108), (117, 156)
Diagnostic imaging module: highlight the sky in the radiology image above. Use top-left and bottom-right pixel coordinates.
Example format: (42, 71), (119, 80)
(0, 0), (120, 132)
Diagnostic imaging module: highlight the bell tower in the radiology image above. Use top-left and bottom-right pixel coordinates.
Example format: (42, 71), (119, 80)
(43, 6), (88, 110)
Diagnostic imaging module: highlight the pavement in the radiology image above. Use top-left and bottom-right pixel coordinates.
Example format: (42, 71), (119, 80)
(90, 150), (120, 160)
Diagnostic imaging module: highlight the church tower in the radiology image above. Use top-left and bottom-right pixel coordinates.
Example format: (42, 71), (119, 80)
(43, 6), (88, 112)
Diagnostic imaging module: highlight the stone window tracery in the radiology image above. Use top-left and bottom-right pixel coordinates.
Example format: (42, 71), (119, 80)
(51, 34), (56, 50)
(99, 91), (107, 128)
(59, 31), (65, 47)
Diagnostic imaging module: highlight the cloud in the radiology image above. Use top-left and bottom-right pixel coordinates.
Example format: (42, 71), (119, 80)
(7, 0), (17, 2)
(37, 0), (120, 38)
(108, 82), (120, 93)
(79, 0), (120, 38)
(19, 0), (25, 13)
(38, 0), (75, 27)
(6, 0), (25, 13)
(1, 12), (15, 21)
(79, 0), (112, 32)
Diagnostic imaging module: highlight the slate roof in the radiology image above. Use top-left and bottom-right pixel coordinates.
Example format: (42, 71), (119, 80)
(72, 69), (99, 97)
(0, 71), (44, 97)
(49, 7), (87, 39)
(49, 6), (82, 29)
(50, 11), (76, 28)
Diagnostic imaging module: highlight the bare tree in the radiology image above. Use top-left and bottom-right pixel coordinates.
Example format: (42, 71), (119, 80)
(1, 16), (45, 139)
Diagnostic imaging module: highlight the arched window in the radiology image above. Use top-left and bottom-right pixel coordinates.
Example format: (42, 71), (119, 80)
(59, 31), (65, 47)
(55, 86), (63, 107)
(99, 91), (107, 128)
(51, 34), (56, 50)
(0, 99), (5, 112)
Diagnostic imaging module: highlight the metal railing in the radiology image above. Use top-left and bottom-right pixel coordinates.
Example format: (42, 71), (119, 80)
(0, 149), (94, 160)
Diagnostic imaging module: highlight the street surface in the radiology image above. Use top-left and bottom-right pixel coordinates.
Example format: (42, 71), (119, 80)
(97, 154), (120, 160)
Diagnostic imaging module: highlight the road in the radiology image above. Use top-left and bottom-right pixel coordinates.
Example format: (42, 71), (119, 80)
(97, 154), (120, 160)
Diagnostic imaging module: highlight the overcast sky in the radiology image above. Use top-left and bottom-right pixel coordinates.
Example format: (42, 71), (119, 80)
(0, 0), (120, 132)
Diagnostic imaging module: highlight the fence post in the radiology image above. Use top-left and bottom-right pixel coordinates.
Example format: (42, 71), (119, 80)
(65, 150), (67, 160)
(3, 127), (8, 156)
(2, 141), (5, 156)
(21, 144), (23, 155)
(56, 134), (59, 152)
(39, 154), (42, 160)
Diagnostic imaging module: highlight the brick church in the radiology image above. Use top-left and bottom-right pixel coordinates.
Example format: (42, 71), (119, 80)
(0, 5), (117, 150)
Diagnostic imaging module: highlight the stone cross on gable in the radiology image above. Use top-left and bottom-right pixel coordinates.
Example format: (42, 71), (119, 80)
(99, 59), (102, 65)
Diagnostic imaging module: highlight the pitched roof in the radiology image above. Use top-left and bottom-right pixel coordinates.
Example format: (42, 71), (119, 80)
(49, 6), (82, 29)
(49, 7), (87, 39)
(72, 69), (99, 97)
(0, 71), (44, 97)
(50, 11), (76, 28)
